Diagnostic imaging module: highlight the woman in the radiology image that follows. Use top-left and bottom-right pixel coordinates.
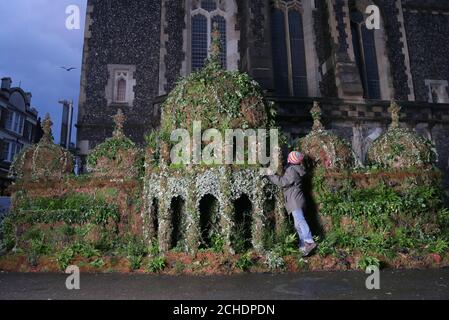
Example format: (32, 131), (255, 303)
(268, 151), (317, 257)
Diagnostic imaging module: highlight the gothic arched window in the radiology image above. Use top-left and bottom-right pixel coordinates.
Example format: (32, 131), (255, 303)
(191, 0), (227, 71)
(350, 10), (381, 100)
(271, 0), (308, 97)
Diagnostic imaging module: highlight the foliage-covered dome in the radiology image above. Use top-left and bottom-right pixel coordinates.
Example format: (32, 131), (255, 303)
(160, 27), (273, 137)
(367, 101), (437, 169)
(296, 102), (355, 170)
(87, 109), (143, 178)
(10, 114), (73, 181)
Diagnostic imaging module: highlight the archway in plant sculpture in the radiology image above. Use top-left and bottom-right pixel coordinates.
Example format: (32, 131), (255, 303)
(149, 198), (159, 239)
(199, 194), (220, 249)
(232, 193), (253, 253)
(169, 196), (186, 250)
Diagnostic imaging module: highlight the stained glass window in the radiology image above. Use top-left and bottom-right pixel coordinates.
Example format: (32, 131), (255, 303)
(201, 0), (217, 12)
(351, 10), (381, 100)
(361, 27), (380, 99)
(117, 78), (127, 102)
(192, 14), (208, 71)
(271, 1), (308, 97)
(271, 9), (289, 96)
(191, 1), (227, 71)
(289, 10), (308, 97)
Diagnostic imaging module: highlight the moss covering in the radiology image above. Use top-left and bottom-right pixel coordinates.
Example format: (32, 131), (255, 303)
(159, 50), (275, 141)
(367, 101), (437, 169)
(87, 109), (144, 178)
(296, 102), (355, 170)
(367, 127), (437, 169)
(311, 167), (449, 261)
(297, 130), (355, 170)
(161, 68), (271, 133)
(9, 114), (73, 182)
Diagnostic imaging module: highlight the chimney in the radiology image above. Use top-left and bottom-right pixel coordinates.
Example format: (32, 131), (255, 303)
(26, 92), (32, 104)
(1, 77), (12, 90)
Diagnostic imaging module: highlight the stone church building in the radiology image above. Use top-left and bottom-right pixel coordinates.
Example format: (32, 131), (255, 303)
(76, 0), (449, 187)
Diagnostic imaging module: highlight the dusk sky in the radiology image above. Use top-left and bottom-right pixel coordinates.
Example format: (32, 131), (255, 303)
(0, 0), (87, 144)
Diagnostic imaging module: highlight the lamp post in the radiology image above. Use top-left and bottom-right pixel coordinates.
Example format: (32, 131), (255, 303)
(58, 99), (74, 149)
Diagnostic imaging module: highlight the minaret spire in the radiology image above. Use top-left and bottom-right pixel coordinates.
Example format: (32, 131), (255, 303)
(311, 101), (324, 131)
(388, 100), (401, 129)
(112, 108), (125, 138)
(41, 113), (54, 144)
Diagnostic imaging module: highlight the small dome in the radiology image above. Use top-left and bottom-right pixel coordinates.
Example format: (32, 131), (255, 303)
(87, 109), (143, 178)
(296, 102), (355, 170)
(160, 27), (271, 136)
(10, 114), (73, 181)
(367, 101), (437, 168)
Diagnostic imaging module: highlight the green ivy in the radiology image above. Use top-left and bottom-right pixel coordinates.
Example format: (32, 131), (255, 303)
(0, 215), (16, 251)
(314, 172), (447, 257)
(235, 252), (254, 271)
(57, 247), (75, 270)
(147, 255), (167, 273)
(15, 193), (120, 226)
(357, 255), (381, 270)
(159, 61), (274, 145)
(87, 136), (137, 168)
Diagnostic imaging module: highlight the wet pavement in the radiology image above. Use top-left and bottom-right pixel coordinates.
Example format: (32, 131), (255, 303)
(0, 269), (448, 300)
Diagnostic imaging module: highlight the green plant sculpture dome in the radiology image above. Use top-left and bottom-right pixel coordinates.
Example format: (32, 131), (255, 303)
(160, 28), (272, 137)
(296, 102), (355, 170)
(87, 109), (143, 178)
(9, 114), (73, 181)
(367, 102), (437, 169)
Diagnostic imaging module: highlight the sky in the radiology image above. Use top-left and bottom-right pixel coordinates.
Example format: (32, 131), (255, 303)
(0, 0), (87, 144)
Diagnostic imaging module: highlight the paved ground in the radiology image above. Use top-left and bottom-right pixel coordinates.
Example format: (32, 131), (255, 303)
(0, 268), (448, 300)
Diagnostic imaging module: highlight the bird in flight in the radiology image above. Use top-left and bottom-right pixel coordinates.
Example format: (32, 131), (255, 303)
(60, 66), (76, 71)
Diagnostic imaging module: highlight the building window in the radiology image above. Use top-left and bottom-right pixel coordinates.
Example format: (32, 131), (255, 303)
(2, 140), (22, 163)
(23, 121), (34, 142)
(425, 80), (449, 103)
(114, 71), (129, 103)
(350, 10), (381, 100)
(271, 0), (308, 96)
(201, 0), (217, 12)
(192, 14), (208, 70)
(105, 65), (136, 106)
(116, 78), (127, 102)
(191, 0), (227, 71)
(5, 111), (25, 135)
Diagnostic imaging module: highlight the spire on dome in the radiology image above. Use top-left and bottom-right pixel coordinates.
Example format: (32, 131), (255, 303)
(311, 101), (324, 131)
(388, 100), (401, 129)
(41, 113), (54, 143)
(112, 108), (125, 138)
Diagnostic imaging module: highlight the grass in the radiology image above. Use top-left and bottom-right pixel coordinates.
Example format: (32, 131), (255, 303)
(357, 255), (381, 270)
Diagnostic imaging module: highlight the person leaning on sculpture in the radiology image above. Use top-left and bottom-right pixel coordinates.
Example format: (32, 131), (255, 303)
(266, 151), (317, 257)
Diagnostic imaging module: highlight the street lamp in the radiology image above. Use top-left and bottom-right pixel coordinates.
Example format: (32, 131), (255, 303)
(58, 100), (74, 149)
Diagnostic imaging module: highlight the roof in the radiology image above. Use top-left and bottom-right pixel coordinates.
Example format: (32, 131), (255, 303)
(0, 79), (38, 118)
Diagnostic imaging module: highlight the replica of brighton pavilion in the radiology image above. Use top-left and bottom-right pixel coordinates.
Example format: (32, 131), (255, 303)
(143, 27), (283, 254)
(0, 28), (448, 274)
